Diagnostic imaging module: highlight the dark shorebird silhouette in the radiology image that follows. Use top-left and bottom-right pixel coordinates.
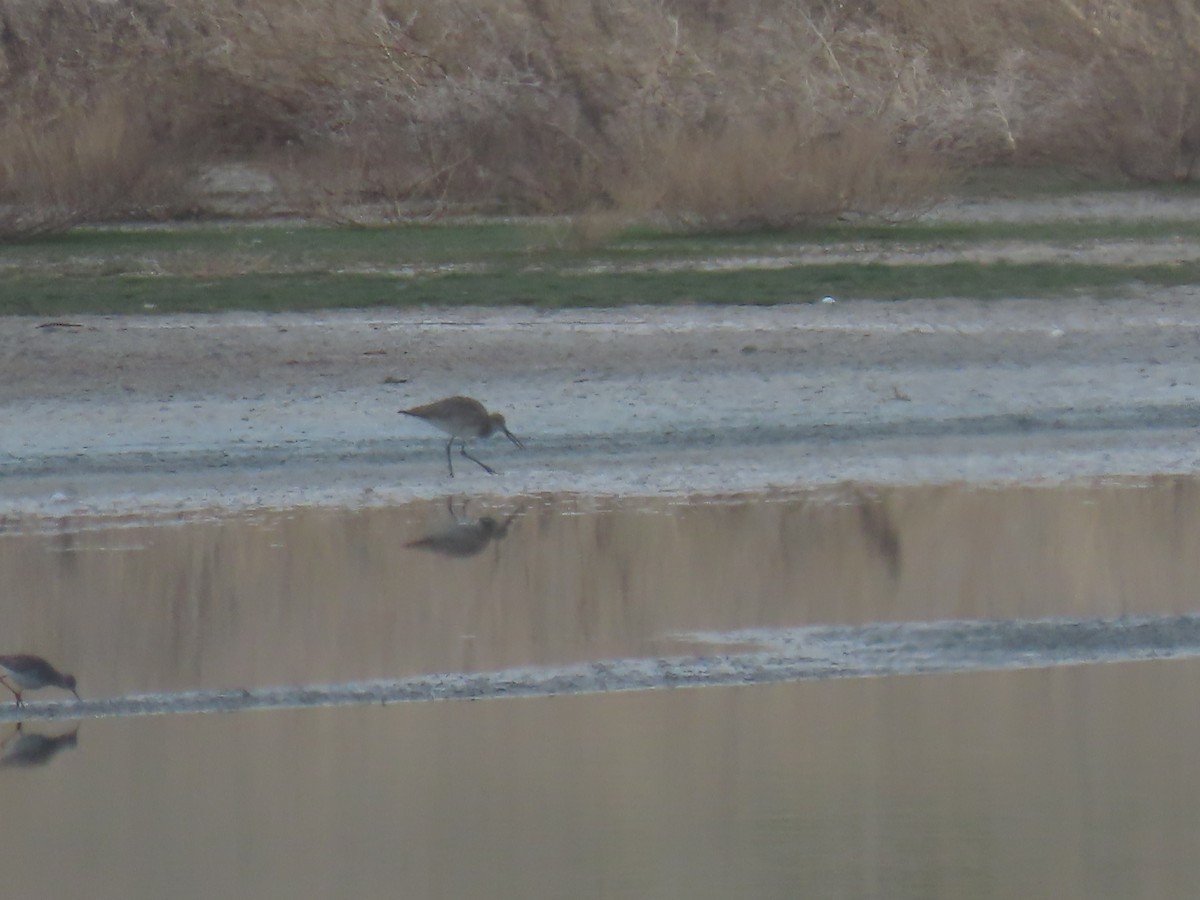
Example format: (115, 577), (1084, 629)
(0, 654), (80, 707)
(400, 396), (524, 476)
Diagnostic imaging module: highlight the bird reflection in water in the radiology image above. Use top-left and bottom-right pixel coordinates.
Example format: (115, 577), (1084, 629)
(404, 498), (522, 559)
(851, 487), (902, 581)
(0, 723), (80, 770)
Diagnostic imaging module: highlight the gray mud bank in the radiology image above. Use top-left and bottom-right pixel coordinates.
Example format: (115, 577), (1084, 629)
(2, 291), (1200, 517)
(11, 614), (1200, 722)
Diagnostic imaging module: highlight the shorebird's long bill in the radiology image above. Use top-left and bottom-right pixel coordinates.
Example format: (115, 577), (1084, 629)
(503, 427), (524, 449)
(71, 689), (81, 702)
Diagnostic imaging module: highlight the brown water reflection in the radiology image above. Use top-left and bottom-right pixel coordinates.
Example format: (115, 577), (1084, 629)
(1, 476), (1200, 700)
(1, 477), (1199, 897)
(1, 663), (1199, 899)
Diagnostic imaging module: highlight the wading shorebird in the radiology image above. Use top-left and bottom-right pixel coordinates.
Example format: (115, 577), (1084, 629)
(0, 654), (80, 707)
(400, 395), (524, 476)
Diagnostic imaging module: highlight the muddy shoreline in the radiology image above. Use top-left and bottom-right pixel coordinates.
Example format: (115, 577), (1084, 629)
(2, 291), (1199, 519)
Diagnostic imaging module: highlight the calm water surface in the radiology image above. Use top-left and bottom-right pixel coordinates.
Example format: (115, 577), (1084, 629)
(2, 477), (1200, 898)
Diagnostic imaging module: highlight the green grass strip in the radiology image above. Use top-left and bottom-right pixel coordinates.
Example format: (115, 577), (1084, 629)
(5, 217), (1200, 279)
(1, 260), (1195, 315)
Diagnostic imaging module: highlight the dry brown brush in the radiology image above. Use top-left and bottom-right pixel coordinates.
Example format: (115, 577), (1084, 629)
(1, 0), (1198, 235)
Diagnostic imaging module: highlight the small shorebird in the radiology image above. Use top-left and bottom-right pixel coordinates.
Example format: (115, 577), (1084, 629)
(0, 654), (80, 707)
(400, 395), (524, 476)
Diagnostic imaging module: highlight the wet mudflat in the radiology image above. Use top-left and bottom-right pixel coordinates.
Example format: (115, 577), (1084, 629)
(2, 477), (1200, 897)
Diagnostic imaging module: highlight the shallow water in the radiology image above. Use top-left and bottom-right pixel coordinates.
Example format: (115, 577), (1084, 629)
(2, 477), (1200, 897)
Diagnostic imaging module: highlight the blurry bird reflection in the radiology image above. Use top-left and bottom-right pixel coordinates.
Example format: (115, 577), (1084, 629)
(0, 723), (80, 770)
(404, 499), (522, 559)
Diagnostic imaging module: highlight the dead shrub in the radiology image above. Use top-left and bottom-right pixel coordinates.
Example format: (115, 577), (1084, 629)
(2, 0), (1200, 234)
(606, 119), (944, 228)
(0, 83), (198, 235)
(1069, 2), (1200, 179)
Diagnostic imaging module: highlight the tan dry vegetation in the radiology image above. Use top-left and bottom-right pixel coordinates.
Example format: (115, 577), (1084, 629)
(1, 0), (1199, 235)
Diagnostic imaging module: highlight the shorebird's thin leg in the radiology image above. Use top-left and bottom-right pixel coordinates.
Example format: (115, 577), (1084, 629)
(460, 442), (498, 475)
(0, 677), (23, 708)
(444, 439), (455, 477)
(446, 495), (471, 521)
(494, 507), (522, 540)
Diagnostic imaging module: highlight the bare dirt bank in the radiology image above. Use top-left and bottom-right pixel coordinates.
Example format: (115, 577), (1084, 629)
(2, 290), (1199, 520)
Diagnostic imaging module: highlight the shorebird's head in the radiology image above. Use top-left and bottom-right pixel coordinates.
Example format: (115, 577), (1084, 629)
(489, 413), (524, 448)
(61, 673), (80, 701)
